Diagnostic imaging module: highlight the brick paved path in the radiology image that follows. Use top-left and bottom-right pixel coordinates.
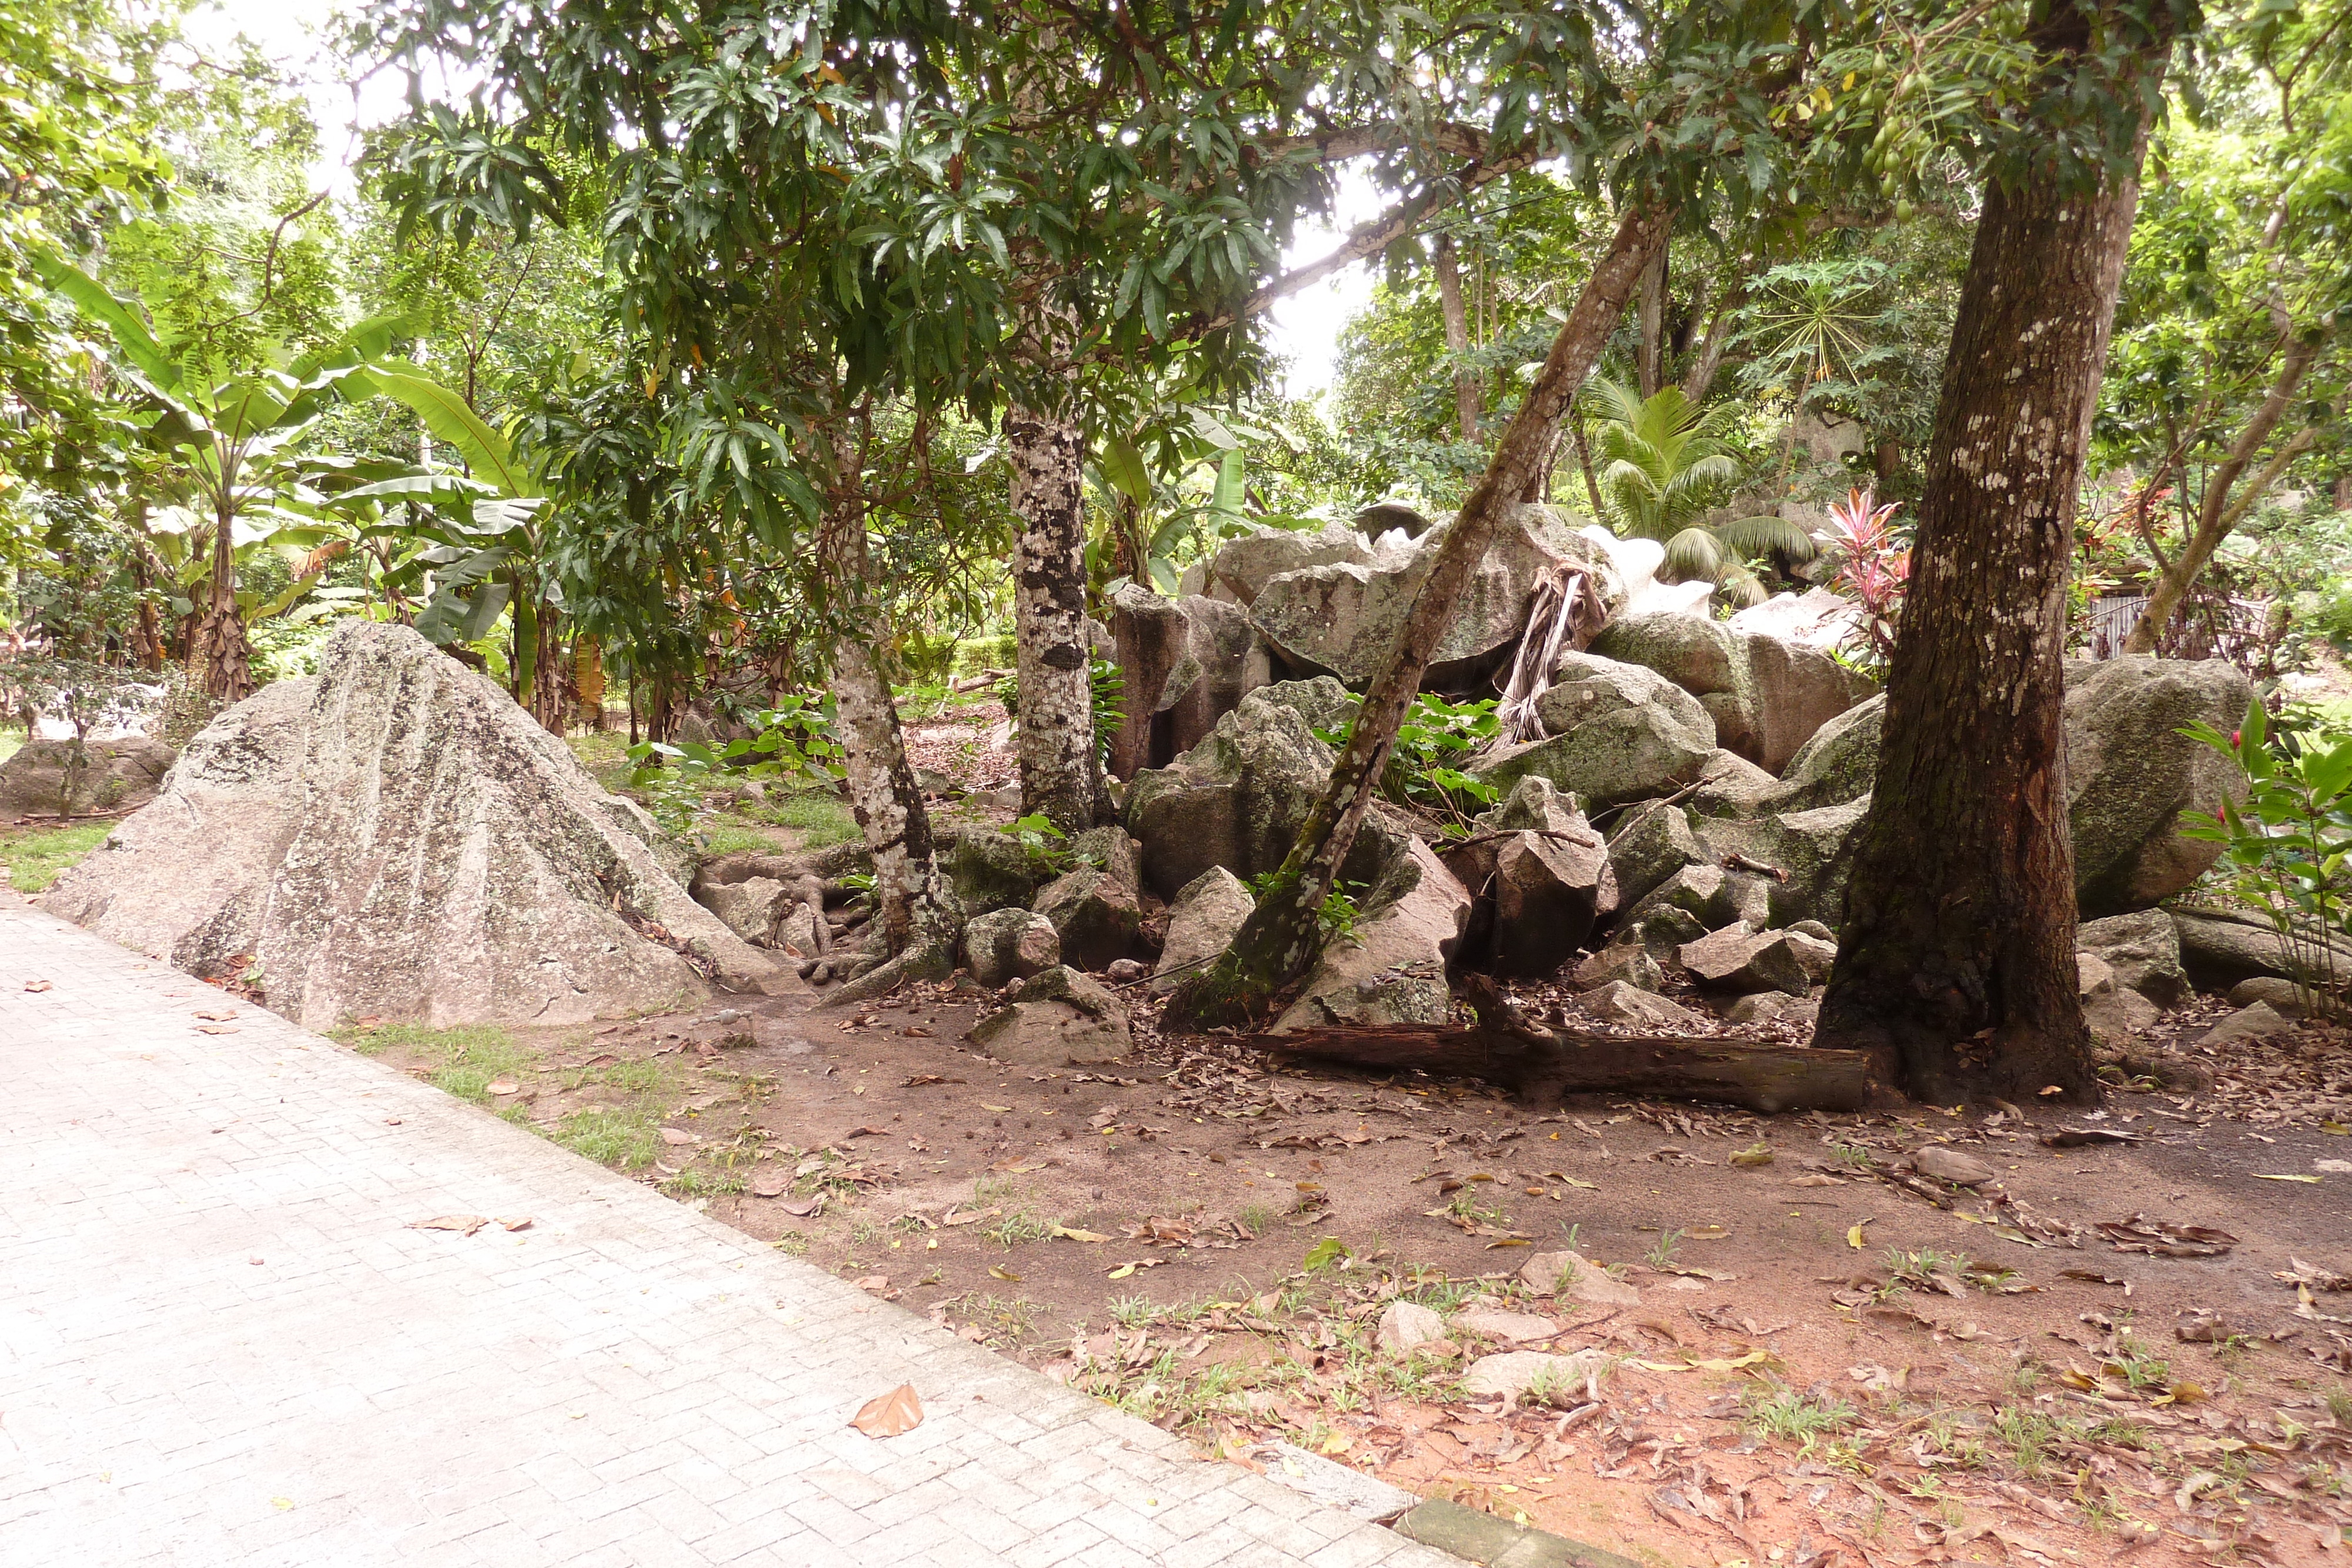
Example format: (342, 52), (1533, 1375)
(0, 896), (1452, 1568)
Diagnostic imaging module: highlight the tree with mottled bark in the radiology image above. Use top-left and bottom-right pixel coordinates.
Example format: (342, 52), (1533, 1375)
(1818, 0), (2191, 1102)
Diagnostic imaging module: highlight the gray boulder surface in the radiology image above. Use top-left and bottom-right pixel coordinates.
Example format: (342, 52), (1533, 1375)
(946, 830), (1043, 917)
(44, 623), (780, 1028)
(1151, 866), (1255, 996)
(1105, 582), (1272, 778)
(961, 907), (1061, 988)
(1569, 942), (1664, 994)
(1693, 796), (1872, 930)
(1606, 801), (1708, 910)
(1031, 826), (1144, 970)
(2077, 952), (2160, 1044)
(703, 875), (787, 944)
(1685, 749), (1782, 819)
(1765, 694), (1884, 813)
(1572, 980), (1703, 1029)
(1272, 838), (1471, 1031)
(1588, 612), (1868, 773)
(1678, 925), (1813, 995)
(969, 965), (1131, 1065)
(1251, 507), (1623, 690)
(1124, 678), (1362, 899)
(2170, 904), (2352, 988)
(2064, 657), (2250, 917)
(1190, 523), (1374, 607)
(1477, 651), (1718, 810)
(1446, 777), (1615, 975)
(0, 734), (178, 818)
(2196, 1001), (2291, 1048)
(2076, 910), (2188, 1007)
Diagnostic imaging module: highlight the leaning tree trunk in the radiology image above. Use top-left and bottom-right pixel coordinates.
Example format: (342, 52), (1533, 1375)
(1435, 234), (1480, 444)
(817, 460), (956, 1002)
(198, 507), (254, 703)
(1817, 11), (2165, 1104)
(1163, 203), (1675, 1032)
(1005, 316), (1101, 836)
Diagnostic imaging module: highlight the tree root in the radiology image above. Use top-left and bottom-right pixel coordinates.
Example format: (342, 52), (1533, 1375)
(814, 937), (954, 1009)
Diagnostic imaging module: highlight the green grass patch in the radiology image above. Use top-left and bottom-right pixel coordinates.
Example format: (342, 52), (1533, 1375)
(0, 726), (22, 765)
(332, 1022), (530, 1104)
(565, 730), (635, 792)
(766, 789), (860, 846)
(550, 1106), (662, 1170)
(1, 822), (113, 892)
(696, 821), (789, 857)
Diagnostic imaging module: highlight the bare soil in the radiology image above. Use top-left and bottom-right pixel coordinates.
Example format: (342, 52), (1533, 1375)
(345, 974), (2352, 1568)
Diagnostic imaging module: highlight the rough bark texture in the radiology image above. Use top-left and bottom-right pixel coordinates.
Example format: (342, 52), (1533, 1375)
(2122, 331), (2321, 653)
(199, 513), (255, 703)
(1818, 15), (2160, 1104)
(1635, 245), (1669, 399)
(1162, 205), (1675, 1033)
(1254, 978), (1882, 1113)
(819, 465), (953, 973)
(1006, 345), (1101, 836)
(1435, 235), (1480, 444)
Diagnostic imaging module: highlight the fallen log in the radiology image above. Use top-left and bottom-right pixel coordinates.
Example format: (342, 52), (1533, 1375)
(1241, 978), (1885, 1114)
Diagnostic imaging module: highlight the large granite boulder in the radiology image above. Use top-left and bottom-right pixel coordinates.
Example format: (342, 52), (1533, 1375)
(1606, 803), (1709, 910)
(946, 830), (1044, 917)
(1472, 650), (1716, 810)
(969, 965), (1130, 1065)
(1250, 506), (1624, 691)
(2170, 904), (2352, 989)
(43, 623), (781, 1028)
(1124, 679), (1350, 900)
(1184, 523), (1375, 607)
(1765, 694), (1884, 813)
(961, 907), (1061, 988)
(702, 875), (789, 944)
(1105, 582), (1273, 778)
(1151, 866), (1255, 995)
(1588, 612), (1869, 774)
(2064, 657), (2249, 918)
(1445, 777), (1614, 975)
(2076, 910), (2188, 1008)
(1693, 795), (1873, 930)
(1031, 827), (1144, 970)
(0, 734), (178, 818)
(1272, 838), (1472, 1031)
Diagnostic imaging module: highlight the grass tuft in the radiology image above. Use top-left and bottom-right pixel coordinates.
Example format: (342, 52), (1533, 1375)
(1, 822), (113, 892)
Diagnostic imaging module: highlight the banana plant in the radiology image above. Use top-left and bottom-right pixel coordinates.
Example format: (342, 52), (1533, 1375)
(327, 365), (570, 729)
(39, 255), (400, 700)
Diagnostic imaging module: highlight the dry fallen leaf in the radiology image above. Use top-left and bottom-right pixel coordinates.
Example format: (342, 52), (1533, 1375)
(195, 1025), (239, 1035)
(498, 1216), (533, 1232)
(23, 979), (53, 992)
(850, 1384), (923, 1437)
(1051, 1225), (1111, 1243)
(486, 1081), (521, 1096)
(980, 1103), (1013, 1113)
(988, 1264), (1022, 1282)
(659, 1128), (699, 1146)
(410, 1215), (489, 1235)
(194, 1008), (236, 1021)
(2254, 1174), (2321, 1184)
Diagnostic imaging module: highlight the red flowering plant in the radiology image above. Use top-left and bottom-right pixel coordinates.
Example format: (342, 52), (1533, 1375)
(1813, 487), (1909, 669)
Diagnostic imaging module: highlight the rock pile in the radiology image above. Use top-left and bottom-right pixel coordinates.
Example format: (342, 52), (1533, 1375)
(44, 621), (783, 1028)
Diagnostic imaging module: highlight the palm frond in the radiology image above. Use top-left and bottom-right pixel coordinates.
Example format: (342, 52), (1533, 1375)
(1661, 527), (1725, 580)
(1716, 562), (1770, 608)
(1583, 376), (1648, 429)
(1715, 511), (1821, 564)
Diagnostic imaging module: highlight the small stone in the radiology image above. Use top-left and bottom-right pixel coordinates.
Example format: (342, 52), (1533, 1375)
(1570, 943), (1662, 994)
(1571, 981), (1702, 1030)
(1911, 1145), (1996, 1186)
(1104, 958), (1147, 984)
(1449, 1309), (1563, 1344)
(1726, 991), (1793, 1024)
(1459, 1349), (1612, 1405)
(2225, 976), (2308, 1017)
(2197, 1000), (2293, 1047)
(1678, 924), (1812, 995)
(1375, 1299), (1447, 1354)
(1515, 1250), (1640, 1306)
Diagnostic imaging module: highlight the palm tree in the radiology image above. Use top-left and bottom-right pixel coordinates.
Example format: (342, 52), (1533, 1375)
(1586, 377), (1815, 603)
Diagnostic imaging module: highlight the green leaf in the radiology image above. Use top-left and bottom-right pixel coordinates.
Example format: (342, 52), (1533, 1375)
(36, 253), (179, 390)
(1100, 434), (1152, 509)
(347, 365), (531, 499)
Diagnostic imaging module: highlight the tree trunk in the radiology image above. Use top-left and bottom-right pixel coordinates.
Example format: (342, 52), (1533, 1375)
(1005, 330), (1101, 836)
(1163, 204), (1675, 1032)
(1817, 10), (2164, 1104)
(198, 508), (254, 703)
(819, 459), (954, 983)
(1636, 243), (1669, 399)
(2122, 330), (2321, 654)
(1435, 233), (1480, 444)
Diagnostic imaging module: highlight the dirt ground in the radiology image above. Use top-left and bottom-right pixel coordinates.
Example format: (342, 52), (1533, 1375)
(340, 959), (2352, 1568)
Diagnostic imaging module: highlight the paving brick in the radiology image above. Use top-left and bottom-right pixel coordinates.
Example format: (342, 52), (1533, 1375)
(0, 896), (1452, 1568)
